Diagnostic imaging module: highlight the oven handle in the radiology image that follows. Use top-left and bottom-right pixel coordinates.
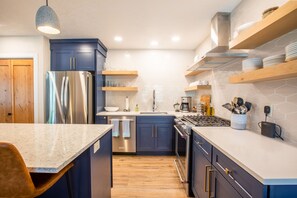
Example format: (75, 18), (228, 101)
(174, 125), (186, 138)
(174, 159), (185, 183)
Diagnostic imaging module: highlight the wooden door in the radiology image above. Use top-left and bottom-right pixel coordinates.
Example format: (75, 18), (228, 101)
(0, 60), (13, 123)
(12, 59), (34, 123)
(0, 59), (34, 123)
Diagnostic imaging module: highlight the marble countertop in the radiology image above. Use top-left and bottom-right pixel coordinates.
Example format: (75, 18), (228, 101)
(0, 124), (112, 173)
(96, 111), (198, 117)
(192, 127), (297, 185)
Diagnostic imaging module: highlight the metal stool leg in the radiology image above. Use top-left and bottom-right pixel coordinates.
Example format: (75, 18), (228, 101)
(66, 171), (73, 198)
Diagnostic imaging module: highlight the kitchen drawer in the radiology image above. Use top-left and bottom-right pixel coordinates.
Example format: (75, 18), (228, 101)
(137, 116), (173, 124)
(193, 132), (212, 162)
(212, 147), (265, 198)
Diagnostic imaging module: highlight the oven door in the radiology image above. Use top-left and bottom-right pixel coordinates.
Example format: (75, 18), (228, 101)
(174, 125), (190, 183)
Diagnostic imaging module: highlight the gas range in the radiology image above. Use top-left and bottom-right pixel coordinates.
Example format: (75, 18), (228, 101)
(174, 115), (230, 196)
(174, 115), (230, 135)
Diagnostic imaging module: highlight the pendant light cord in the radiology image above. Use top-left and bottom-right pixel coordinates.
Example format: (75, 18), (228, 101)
(46, 0), (48, 6)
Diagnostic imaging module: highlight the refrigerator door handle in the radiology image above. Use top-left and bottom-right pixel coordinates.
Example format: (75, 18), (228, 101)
(64, 76), (69, 115)
(86, 74), (90, 123)
(60, 76), (66, 112)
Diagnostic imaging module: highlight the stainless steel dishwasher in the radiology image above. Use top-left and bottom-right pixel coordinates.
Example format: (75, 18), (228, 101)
(108, 116), (136, 153)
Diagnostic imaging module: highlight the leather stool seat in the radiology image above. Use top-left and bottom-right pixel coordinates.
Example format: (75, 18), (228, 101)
(0, 142), (73, 198)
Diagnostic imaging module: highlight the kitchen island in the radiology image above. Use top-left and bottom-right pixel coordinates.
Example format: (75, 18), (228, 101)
(0, 123), (113, 198)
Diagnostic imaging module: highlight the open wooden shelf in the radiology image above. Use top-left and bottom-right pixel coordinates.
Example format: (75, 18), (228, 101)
(185, 85), (211, 92)
(230, 1), (297, 49)
(101, 70), (138, 76)
(229, 59), (297, 84)
(185, 70), (206, 77)
(101, 87), (138, 92)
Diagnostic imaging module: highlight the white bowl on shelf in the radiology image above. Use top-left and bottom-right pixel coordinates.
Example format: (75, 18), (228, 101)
(104, 107), (119, 112)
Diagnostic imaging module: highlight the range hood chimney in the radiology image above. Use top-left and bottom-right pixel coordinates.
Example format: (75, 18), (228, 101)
(209, 12), (230, 53)
(187, 12), (248, 71)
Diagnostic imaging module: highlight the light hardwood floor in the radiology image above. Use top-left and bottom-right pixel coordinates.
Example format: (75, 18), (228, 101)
(111, 155), (188, 198)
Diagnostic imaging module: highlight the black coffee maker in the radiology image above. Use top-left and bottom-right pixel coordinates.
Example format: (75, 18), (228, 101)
(180, 96), (192, 113)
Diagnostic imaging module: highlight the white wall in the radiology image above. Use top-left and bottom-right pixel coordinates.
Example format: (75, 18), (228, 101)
(105, 50), (195, 111)
(0, 36), (50, 123)
(193, 0), (297, 146)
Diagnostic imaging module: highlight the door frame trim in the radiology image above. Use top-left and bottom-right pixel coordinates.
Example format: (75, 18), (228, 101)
(0, 53), (39, 123)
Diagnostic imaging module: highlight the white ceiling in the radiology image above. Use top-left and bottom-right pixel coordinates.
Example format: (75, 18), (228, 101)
(0, 0), (241, 50)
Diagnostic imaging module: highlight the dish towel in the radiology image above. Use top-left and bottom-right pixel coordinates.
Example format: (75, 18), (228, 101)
(111, 119), (120, 137)
(122, 119), (131, 138)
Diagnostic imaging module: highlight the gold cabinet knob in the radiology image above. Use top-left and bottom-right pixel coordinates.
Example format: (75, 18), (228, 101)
(224, 168), (231, 175)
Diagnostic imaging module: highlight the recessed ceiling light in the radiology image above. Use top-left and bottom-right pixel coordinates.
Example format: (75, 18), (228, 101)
(114, 36), (123, 42)
(171, 36), (180, 42)
(150, 41), (159, 46)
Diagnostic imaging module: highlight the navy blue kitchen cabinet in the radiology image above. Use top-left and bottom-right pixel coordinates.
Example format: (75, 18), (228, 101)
(137, 123), (155, 151)
(192, 132), (297, 198)
(136, 116), (174, 154)
(50, 39), (107, 71)
(192, 139), (212, 198)
(95, 116), (108, 124)
(39, 130), (112, 198)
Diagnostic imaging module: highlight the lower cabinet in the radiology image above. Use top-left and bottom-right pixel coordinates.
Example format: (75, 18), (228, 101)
(95, 116), (108, 124)
(192, 132), (297, 198)
(192, 132), (252, 198)
(212, 168), (242, 198)
(192, 141), (212, 198)
(136, 116), (174, 154)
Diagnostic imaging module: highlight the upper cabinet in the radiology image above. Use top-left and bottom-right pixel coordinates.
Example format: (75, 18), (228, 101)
(50, 39), (107, 71)
(229, 1), (297, 49)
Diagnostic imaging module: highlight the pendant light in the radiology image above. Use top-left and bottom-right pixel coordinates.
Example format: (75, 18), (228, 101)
(35, 0), (60, 34)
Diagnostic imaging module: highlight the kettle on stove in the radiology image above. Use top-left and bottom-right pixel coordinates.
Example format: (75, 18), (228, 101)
(173, 102), (180, 112)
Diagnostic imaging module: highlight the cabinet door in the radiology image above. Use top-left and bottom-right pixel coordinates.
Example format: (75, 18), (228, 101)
(95, 116), (107, 124)
(137, 123), (155, 151)
(51, 50), (73, 71)
(155, 124), (173, 151)
(213, 169), (242, 198)
(192, 143), (211, 198)
(73, 50), (95, 71)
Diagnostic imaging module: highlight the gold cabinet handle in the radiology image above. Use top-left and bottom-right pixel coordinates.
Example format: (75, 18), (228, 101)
(204, 165), (211, 192)
(208, 168), (216, 198)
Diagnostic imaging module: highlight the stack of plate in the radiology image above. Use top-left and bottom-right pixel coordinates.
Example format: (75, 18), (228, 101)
(242, 58), (263, 72)
(286, 42), (297, 61)
(263, 54), (285, 67)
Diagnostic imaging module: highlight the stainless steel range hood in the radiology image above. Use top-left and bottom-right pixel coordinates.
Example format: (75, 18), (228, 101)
(188, 12), (248, 71)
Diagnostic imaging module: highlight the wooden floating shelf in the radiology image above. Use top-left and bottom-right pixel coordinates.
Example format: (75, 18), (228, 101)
(230, 1), (297, 49)
(101, 87), (138, 92)
(185, 85), (211, 92)
(185, 70), (206, 77)
(101, 70), (138, 76)
(229, 59), (297, 84)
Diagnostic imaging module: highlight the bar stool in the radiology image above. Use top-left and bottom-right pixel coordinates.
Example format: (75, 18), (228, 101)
(0, 142), (74, 198)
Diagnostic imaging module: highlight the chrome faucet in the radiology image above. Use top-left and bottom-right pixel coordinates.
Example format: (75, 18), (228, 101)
(152, 89), (157, 112)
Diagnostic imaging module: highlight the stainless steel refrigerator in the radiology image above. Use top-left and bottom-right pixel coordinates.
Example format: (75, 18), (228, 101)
(46, 71), (93, 124)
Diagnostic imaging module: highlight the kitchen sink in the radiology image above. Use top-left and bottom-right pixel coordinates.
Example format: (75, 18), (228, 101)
(140, 112), (168, 114)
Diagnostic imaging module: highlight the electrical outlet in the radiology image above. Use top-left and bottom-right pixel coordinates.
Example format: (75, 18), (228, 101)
(267, 105), (273, 117)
